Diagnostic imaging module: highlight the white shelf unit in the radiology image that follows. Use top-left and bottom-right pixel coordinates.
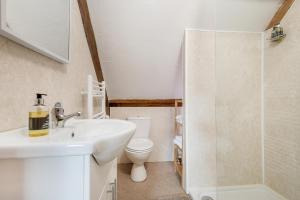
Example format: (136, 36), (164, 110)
(82, 75), (106, 119)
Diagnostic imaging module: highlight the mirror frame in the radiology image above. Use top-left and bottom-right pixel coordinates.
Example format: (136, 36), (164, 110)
(0, 0), (71, 64)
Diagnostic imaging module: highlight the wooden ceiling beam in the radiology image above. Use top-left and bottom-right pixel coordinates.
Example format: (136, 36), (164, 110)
(77, 0), (104, 81)
(77, 0), (110, 114)
(109, 99), (183, 107)
(266, 0), (295, 30)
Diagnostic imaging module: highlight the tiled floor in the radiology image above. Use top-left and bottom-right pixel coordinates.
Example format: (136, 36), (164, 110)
(117, 162), (190, 200)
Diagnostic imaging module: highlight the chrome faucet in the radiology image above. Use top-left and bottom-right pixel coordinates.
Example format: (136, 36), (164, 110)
(54, 102), (81, 127)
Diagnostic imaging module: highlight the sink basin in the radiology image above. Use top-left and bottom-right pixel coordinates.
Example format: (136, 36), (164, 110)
(0, 119), (136, 165)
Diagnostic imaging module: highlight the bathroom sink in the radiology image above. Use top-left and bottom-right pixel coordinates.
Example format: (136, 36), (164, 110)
(0, 119), (136, 165)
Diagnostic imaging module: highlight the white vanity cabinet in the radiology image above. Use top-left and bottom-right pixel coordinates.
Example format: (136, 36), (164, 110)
(0, 156), (117, 200)
(0, 119), (135, 200)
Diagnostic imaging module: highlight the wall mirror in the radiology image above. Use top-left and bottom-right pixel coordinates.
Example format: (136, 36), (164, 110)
(0, 0), (71, 63)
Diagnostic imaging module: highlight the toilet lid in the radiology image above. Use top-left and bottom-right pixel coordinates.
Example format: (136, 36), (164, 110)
(126, 138), (154, 152)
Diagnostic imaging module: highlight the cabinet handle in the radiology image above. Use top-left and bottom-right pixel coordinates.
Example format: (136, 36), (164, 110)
(107, 179), (117, 200)
(112, 179), (117, 200)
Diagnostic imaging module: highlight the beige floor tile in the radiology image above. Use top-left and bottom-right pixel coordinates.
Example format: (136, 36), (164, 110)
(117, 162), (190, 200)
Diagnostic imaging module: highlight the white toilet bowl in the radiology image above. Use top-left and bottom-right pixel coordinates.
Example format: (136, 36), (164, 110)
(125, 138), (154, 182)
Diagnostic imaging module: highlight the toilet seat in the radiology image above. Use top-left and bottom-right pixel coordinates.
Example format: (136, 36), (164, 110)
(126, 138), (154, 152)
(126, 148), (153, 154)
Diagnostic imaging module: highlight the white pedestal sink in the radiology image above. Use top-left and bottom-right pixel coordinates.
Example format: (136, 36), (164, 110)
(0, 119), (135, 200)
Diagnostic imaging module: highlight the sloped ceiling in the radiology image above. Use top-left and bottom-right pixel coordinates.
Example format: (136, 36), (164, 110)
(87, 0), (282, 99)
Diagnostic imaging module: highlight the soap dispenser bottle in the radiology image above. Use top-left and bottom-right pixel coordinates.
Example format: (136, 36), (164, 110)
(28, 93), (49, 137)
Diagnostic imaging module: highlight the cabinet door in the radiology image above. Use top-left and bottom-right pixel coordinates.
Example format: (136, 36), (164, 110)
(104, 158), (118, 200)
(95, 159), (117, 200)
(0, 157), (85, 200)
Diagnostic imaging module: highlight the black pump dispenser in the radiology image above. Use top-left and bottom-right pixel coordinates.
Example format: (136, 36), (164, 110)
(35, 93), (47, 106)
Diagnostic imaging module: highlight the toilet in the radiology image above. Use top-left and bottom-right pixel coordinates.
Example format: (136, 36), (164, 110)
(125, 117), (154, 182)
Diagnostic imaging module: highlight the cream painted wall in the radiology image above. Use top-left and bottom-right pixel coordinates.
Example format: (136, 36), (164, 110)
(264, 0), (300, 199)
(184, 30), (263, 198)
(216, 32), (262, 186)
(216, 0), (282, 32)
(184, 30), (217, 197)
(0, 0), (96, 132)
(87, 0), (281, 100)
(110, 107), (176, 163)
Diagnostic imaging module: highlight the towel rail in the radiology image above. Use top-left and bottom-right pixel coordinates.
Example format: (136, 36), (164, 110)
(81, 75), (106, 119)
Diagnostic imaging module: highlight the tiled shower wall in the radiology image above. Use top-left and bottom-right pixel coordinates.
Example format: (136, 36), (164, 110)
(216, 32), (262, 186)
(185, 30), (262, 197)
(185, 30), (217, 193)
(264, 0), (300, 199)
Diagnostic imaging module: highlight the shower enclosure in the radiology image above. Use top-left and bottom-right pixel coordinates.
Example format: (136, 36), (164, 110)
(184, 1), (299, 200)
(214, 2), (300, 200)
(215, 31), (274, 200)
